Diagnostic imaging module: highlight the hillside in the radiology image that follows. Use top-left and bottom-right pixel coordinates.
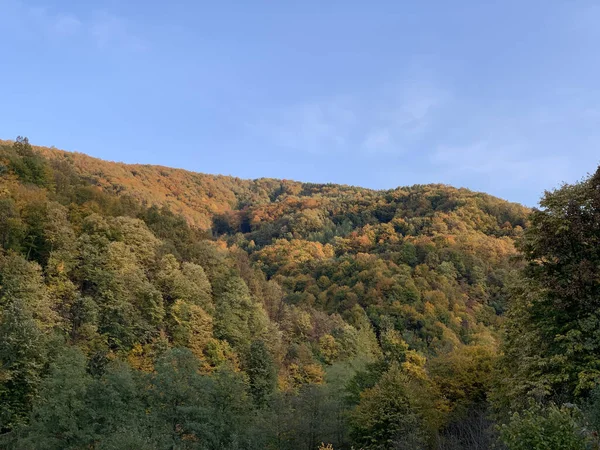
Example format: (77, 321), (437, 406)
(0, 140), (529, 233)
(0, 137), (534, 449)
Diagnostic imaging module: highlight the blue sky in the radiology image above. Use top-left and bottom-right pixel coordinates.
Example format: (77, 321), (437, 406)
(1, 0), (599, 206)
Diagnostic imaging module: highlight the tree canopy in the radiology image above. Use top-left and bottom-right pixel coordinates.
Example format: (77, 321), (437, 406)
(2, 137), (599, 449)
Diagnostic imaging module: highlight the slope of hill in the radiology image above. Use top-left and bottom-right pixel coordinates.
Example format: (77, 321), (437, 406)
(0, 137), (531, 449)
(0, 139), (529, 234)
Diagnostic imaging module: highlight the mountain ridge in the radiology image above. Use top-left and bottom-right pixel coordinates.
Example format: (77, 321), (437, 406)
(0, 139), (529, 230)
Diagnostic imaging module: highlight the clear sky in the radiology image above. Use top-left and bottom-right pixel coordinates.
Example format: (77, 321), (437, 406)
(1, 0), (599, 206)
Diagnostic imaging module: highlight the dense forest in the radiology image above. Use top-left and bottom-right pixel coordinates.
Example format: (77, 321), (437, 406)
(0, 137), (599, 449)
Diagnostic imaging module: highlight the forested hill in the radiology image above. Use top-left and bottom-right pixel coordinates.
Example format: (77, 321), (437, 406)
(0, 137), (535, 449)
(1, 139), (528, 233)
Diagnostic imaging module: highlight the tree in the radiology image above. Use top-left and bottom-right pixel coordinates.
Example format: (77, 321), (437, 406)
(214, 277), (269, 352)
(85, 360), (146, 444)
(499, 403), (588, 450)
(146, 348), (206, 448)
(0, 301), (46, 433)
(147, 348), (260, 449)
(350, 364), (430, 450)
(270, 384), (347, 450)
(10, 137), (53, 188)
(0, 199), (26, 252)
(429, 345), (495, 417)
(429, 345), (497, 449)
(18, 347), (95, 450)
(75, 218), (164, 350)
(168, 299), (213, 360)
(155, 255), (212, 311)
(0, 252), (56, 328)
(246, 340), (277, 407)
(0, 253), (54, 432)
(16, 350), (149, 450)
(499, 167), (600, 407)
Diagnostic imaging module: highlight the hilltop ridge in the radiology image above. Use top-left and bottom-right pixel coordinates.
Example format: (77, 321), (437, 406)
(0, 139), (528, 232)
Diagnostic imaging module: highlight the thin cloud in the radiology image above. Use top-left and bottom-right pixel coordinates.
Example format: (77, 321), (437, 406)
(0, 1), (144, 51)
(363, 129), (391, 152)
(26, 5), (81, 37)
(90, 12), (147, 51)
(249, 100), (356, 154)
(361, 84), (448, 153)
(249, 80), (447, 155)
(431, 140), (570, 190)
(52, 14), (82, 36)
(430, 89), (600, 190)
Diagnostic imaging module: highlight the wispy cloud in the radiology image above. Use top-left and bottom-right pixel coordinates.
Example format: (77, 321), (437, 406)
(426, 93), (600, 202)
(249, 100), (356, 154)
(248, 79), (447, 155)
(363, 128), (391, 152)
(431, 141), (568, 186)
(0, 1), (145, 51)
(361, 82), (448, 153)
(53, 14), (82, 36)
(27, 6), (82, 36)
(90, 12), (147, 51)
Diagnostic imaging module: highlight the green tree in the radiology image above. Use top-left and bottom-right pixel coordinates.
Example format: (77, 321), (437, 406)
(17, 347), (95, 450)
(350, 364), (430, 450)
(0, 253), (54, 432)
(75, 217), (164, 350)
(146, 348), (206, 448)
(156, 254), (212, 311)
(499, 403), (588, 450)
(10, 137), (53, 188)
(214, 277), (269, 351)
(246, 340), (277, 407)
(168, 299), (213, 360)
(499, 167), (600, 407)
(147, 348), (260, 449)
(85, 360), (146, 445)
(0, 301), (46, 433)
(0, 199), (26, 252)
